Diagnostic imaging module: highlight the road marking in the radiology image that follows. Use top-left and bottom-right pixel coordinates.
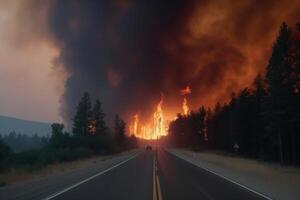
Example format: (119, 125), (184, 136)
(43, 153), (139, 200)
(153, 152), (163, 200)
(156, 174), (163, 200)
(153, 157), (158, 200)
(167, 150), (273, 200)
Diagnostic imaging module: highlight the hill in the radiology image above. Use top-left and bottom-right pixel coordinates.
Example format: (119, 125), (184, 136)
(0, 115), (51, 136)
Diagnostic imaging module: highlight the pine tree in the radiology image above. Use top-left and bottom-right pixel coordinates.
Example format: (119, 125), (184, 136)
(253, 74), (267, 159)
(92, 99), (107, 136)
(265, 22), (291, 163)
(72, 92), (92, 136)
(50, 123), (65, 148)
(114, 115), (126, 146)
(286, 22), (300, 164)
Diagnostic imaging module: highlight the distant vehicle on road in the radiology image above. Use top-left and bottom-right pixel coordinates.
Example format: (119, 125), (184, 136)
(146, 145), (152, 150)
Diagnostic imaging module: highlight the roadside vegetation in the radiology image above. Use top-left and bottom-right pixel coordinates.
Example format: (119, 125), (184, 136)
(0, 133), (48, 153)
(168, 22), (300, 165)
(0, 92), (137, 179)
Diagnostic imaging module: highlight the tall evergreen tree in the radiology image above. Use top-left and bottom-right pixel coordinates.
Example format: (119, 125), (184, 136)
(114, 115), (126, 146)
(265, 22), (291, 163)
(0, 138), (11, 171)
(73, 92), (92, 136)
(51, 123), (64, 138)
(253, 74), (268, 159)
(285, 22), (300, 164)
(91, 99), (107, 136)
(50, 123), (66, 148)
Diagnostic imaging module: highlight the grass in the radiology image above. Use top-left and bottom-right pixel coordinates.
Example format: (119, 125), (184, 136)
(0, 154), (108, 186)
(0, 148), (136, 186)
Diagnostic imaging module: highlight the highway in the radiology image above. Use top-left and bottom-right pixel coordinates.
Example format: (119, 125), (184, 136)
(157, 149), (267, 200)
(40, 149), (268, 200)
(0, 149), (271, 200)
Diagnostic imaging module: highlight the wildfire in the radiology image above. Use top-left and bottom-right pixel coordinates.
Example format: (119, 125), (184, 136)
(153, 94), (167, 138)
(181, 85), (191, 116)
(182, 97), (189, 115)
(133, 114), (139, 135)
(129, 94), (167, 140)
(129, 86), (192, 139)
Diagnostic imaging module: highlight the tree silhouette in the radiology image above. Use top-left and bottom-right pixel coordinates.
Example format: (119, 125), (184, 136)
(264, 22), (291, 163)
(91, 99), (107, 136)
(50, 123), (67, 148)
(73, 92), (92, 136)
(114, 115), (126, 147)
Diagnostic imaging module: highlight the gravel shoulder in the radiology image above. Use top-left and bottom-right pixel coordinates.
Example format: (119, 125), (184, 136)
(167, 148), (300, 200)
(0, 149), (140, 200)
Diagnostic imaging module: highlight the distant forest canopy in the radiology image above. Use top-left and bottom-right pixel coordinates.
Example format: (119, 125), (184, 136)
(0, 92), (137, 172)
(168, 22), (300, 165)
(0, 133), (48, 153)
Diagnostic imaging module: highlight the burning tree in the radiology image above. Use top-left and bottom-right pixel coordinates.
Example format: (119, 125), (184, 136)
(91, 99), (107, 136)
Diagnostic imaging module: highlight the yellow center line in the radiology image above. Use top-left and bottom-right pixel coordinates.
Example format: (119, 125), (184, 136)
(153, 155), (158, 200)
(153, 152), (163, 200)
(156, 174), (163, 200)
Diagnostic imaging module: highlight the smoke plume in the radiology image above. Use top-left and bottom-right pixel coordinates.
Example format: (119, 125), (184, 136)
(41, 0), (300, 124)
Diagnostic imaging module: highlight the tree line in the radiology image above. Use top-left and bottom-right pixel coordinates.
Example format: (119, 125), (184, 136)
(0, 92), (137, 172)
(168, 22), (300, 165)
(0, 132), (48, 153)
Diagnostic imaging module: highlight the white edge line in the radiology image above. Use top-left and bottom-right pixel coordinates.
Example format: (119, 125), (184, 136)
(166, 149), (273, 200)
(43, 153), (139, 200)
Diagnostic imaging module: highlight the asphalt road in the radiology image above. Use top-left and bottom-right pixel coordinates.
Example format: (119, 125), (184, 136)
(157, 149), (267, 200)
(2, 149), (271, 200)
(50, 151), (153, 200)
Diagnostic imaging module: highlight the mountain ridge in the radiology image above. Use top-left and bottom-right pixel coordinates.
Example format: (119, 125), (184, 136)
(0, 115), (51, 136)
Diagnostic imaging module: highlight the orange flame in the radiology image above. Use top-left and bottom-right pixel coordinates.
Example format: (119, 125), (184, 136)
(133, 114), (139, 135)
(153, 94), (167, 138)
(181, 85), (191, 116)
(129, 93), (168, 140)
(182, 97), (189, 115)
(129, 87), (193, 139)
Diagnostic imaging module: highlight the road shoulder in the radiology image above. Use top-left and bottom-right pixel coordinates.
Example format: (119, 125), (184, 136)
(0, 149), (140, 200)
(167, 148), (300, 200)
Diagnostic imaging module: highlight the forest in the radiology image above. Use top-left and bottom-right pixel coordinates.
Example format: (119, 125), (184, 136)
(0, 133), (48, 153)
(1, 21), (299, 174)
(168, 22), (300, 165)
(0, 92), (137, 172)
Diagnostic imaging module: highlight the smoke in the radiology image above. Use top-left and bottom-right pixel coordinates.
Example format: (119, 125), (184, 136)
(40, 0), (300, 124)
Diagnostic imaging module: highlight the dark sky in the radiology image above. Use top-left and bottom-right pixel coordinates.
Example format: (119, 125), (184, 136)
(1, 0), (299, 125)
(47, 0), (300, 125)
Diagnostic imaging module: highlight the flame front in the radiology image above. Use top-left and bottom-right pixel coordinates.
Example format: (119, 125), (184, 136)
(181, 86), (191, 116)
(153, 94), (167, 138)
(129, 94), (167, 140)
(129, 87), (192, 139)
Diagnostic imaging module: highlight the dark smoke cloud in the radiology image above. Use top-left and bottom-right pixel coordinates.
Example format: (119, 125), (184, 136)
(43, 0), (300, 124)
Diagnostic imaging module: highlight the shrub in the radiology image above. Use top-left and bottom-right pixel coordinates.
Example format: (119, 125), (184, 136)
(0, 140), (12, 171)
